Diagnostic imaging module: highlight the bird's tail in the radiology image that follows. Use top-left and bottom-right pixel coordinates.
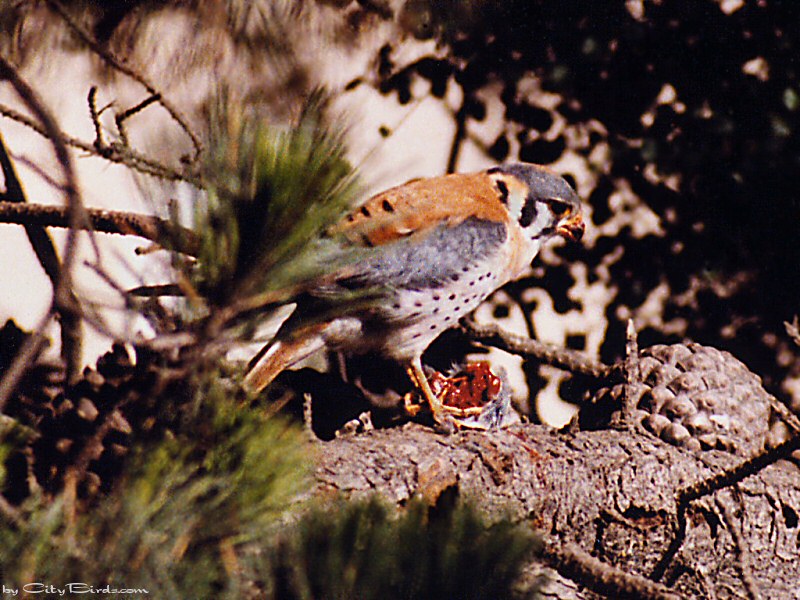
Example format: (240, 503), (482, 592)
(243, 332), (326, 393)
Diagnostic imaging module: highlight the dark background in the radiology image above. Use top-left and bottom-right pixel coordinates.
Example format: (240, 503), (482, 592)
(362, 0), (800, 416)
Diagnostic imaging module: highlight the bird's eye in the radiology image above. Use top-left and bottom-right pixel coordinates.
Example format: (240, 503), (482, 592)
(547, 199), (571, 217)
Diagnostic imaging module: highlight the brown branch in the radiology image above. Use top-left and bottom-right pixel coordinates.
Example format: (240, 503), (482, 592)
(0, 200), (199, 255)
(650, 432), (800, 582)
(716, 492), (762, 600)
(115, 93), (161, 147)
(461, 318), (617, 381)
(315, 422), (800, 598)
(0, 56), (86, 385)
(0, 324), (51, 412)
(446, 103), (467, 174)
(0, 134), (62, 284)
(678, 434), (800, 507)
(87, 86), (104, 149)
(0, 102), (201, 185)
(47, 0), (203, 162)
(541, 539), (681, 600)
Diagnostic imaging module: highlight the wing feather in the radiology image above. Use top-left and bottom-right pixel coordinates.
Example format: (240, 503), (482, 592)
(331, 171), (508, 246)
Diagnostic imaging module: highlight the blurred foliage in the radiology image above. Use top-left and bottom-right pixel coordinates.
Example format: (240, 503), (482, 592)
(266, 494), (540, 600)
(0, 330), (537, 598)
(0, 354), (311, 598)
(365, 0), (800, 410)
(193, 91), (362, 309)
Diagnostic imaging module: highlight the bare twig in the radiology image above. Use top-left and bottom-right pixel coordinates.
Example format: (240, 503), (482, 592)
(0, 324), (51, 412)
(446, 103), (467, 174)
(622, 319), (640, 425)
(541, 538), (681, 600)
(87, 86), (104, 149)
(115, 93), (161, 146)
(127, 283), (184, 297)
(461, 318), (616, 381)
(785, 316), (800, 347)
(651, 432), (800, 582)
(0, 102), (201, 185)
(679, 435), (800, 507)
(0, 56), (86, 385)
(47, 0), (203, 162)
(716, 491), (762, 600)
(9, 152), (66, 191)
(0, 200), (199, 255)
(0, 135), (62, 284)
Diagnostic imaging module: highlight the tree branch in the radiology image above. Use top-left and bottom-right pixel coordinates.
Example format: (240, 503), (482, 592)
(0, 56), (85, 385)
(461, 318), (617, 381)
(314, 422), (800, 599)
(0, 200), (199, 255)
(46, 0), (203, 162)
(0, 102), (202, 185)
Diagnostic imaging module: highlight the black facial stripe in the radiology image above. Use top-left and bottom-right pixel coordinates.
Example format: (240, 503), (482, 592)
(531, 225), (555, 240)
(519, 195), (538, 228)
(486, 166), (502, 174)
(495, 180), (509, 204)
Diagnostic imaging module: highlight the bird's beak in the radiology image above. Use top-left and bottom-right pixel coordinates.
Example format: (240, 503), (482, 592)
(557, 212), (585, 242)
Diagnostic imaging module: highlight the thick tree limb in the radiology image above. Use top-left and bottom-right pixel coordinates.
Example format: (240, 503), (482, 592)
(313, 423), (800, 599)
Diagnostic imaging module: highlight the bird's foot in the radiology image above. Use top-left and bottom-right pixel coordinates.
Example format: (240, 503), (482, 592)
(406, 362), (520, 431)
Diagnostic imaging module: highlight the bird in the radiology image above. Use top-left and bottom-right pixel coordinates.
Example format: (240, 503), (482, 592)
(243, 162), (585, 427)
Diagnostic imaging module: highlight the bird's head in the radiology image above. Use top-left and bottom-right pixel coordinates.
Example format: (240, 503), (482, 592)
(487, 163), (584, 244)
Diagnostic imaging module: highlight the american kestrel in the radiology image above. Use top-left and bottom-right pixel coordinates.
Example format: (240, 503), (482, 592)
(244, 163), (584, 427)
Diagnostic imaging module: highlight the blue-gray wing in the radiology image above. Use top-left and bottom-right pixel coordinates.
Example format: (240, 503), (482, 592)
(322, 216), (507, 294)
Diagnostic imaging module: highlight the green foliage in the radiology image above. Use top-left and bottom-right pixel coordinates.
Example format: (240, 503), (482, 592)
(0, 374), (311, 599)
(266, 496), (541, 600)
(194, 91), (362, 308)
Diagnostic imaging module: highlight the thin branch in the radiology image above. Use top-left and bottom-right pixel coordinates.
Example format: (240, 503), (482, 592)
(622, 319), (640, 425)
(541, 538), (681, 600)
(47, 0), (203, 162)
(0, 102), (202, 185)
(446, 104), (467, 174)
(83, 261), (177, 337)
(0, 200), (199, 255)
(651, 432), (800, 582)
(115, 93), (161, 146)
(0, 134), (62, 284)
(716, 491), (762, 600)
(679, 434), (800, 507)
(9, 152), (65, 191)
(0, 56), (85, 385)
(461, 318), (617, 381)
(87, 86), (104, 149)
(0, 322), (52, 412)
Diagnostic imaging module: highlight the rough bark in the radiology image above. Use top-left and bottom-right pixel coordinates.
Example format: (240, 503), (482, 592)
(313, 422), (800, 599)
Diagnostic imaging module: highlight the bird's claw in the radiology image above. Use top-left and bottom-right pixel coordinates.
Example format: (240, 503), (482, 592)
(405, 361), (520, 431)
